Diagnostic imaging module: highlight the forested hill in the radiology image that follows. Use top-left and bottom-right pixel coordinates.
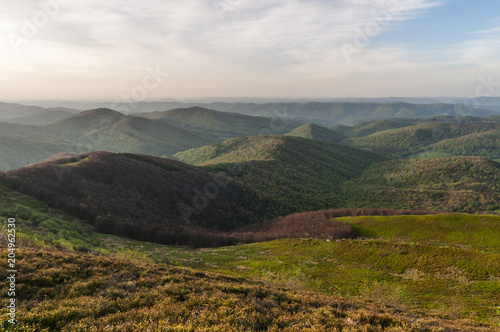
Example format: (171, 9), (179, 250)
(344, 157), (500, 214)
(175, 135), (385, 215)
(2, 151), (270, 246)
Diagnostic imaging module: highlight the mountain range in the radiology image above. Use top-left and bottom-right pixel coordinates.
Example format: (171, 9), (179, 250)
(2, 100), (500, 329)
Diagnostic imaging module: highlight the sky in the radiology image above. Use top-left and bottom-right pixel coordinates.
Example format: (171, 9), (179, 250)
(1, 0), (500, 100)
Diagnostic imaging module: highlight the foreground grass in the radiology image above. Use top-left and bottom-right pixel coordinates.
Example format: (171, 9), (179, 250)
(0, 246), (496, 331)
(1, 184), (500, 329)
(100, 215), (500, 326)
(338, 214), (500, 253)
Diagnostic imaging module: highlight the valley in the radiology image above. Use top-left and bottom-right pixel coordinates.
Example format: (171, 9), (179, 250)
(0, 101), (499, 330)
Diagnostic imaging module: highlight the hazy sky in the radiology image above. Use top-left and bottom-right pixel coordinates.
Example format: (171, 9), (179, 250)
(1, 0), (500, 100)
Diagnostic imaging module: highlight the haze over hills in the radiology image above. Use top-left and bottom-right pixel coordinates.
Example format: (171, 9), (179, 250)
(44, 108), (218, 156)
(137, 106), (300, 139)
(0, 121), (83, 171)
(0, 108), (222, 171)
(4, 108), (76, 125)
(0, 102), (80, 123)
(10, 100), (499, 126)
(0, 102), (46, 119)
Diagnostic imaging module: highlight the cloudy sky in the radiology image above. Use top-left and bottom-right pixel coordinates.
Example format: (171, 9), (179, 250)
(1, 0), (500, 100)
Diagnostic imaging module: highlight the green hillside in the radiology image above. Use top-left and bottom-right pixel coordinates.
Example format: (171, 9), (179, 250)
(4, 242), (492, 330)
(101, 212), (500, 327)
(285, 123), (346, 143)
(175, 136), (385, 215)
(0, 184), (497, 330)
(0, 109), (219, 171)
(44, 108), (217, 155)
(2, 151), (270, 246)
(343, 122), (500, 158)
(0, 121), (84, 171)
(344, 115), (500, 138)
(343, 157), (500, 213)
(338, 214), (500, 251)
(433, 129), (500, 159)
(138, 106), (298, 140)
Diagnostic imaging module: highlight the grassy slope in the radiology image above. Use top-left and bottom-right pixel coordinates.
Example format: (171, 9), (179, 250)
(101, 214), (500, 327)
(4, 246), (492, 331)
(343, 157), (500, 214)
(175, 136), (385, 215)
(285, 123), (346, 143)
(1, 186), (495, 330)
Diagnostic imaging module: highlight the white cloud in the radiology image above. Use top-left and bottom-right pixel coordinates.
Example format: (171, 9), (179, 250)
(5, 0), (498, 100)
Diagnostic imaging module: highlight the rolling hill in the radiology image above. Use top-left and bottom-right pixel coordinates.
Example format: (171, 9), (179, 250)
(45, 100), (500, 125)
(43, 108), (218, 155)
(0, 108), (219, 171)
(285, 123), (346, 143)
(0, 102), (46, 119)
(342, 122), (500, 158)
(343, 115), (500, 138)
(0, 121), (84, 171)
(138, 106), (299, 139)
(2, 151), (270, 246)
(204, 102), (500, 126)
(343, 157), (500, 214)
(432, 129), (500, 160)
(0, 134), (82, 171)
(175, 135), (385, 215)
(3, 108), (77, 125)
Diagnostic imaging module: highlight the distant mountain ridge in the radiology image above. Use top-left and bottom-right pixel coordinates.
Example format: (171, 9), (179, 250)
(342, 121), (500, 158)
(138, 106), (300, 139)
(16, 101), (498, 126)
(0, 108), (220, 171)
